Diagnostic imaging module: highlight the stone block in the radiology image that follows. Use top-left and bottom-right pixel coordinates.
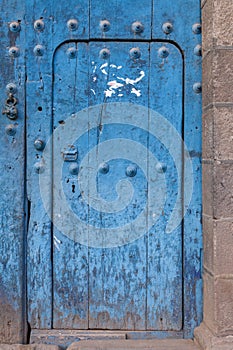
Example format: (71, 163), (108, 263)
(202, 161), (213, 217)
(202, 49), (233, 106)
(202, 0), (233, 51)
(214, 0), (233, 47)
(195, 322), (233, 350)
(213, 107), (233, 160)
(203, 273), (233, 335)
(203, 217), (233, 275)
(202, 108), (214, 159)
(67, 339), (200, 350)
(202, 161), (233, 218)
(214, 162), (233, 218)
(202, 0), (214, 53)
(203, 215), (214, 271)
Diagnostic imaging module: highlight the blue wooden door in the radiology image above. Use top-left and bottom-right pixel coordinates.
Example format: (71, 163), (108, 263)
(25, 0), (202, 337)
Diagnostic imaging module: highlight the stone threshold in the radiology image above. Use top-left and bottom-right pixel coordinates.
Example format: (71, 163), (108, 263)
(0, 340), (200, 350)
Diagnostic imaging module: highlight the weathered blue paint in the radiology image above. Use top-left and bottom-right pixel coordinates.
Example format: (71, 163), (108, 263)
(0, 0), (202, 341)
(153, 0), (203, 337)
(0, 0), (27, 343)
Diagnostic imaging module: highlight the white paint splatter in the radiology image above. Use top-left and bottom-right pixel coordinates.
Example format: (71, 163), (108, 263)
(100, 62), (108, 70)
(91, 89), (96, 95)
(107, 81), (124, 89)
(104, 89), (115, 97)
(117, 70), (145, 85)
(93, 76), (97, 82)
(54, 235), (61, 251)
(110, 64), (123, 70)
(101, 69), (108, 75)
(131, 87), (141, 97)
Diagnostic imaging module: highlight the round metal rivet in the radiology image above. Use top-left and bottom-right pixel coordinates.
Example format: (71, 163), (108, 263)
(9, 21), (21, 33)
(194, 44), (202, 56)
(98, 162), (109, 174)
(69, 163), (79, 175)
(126, 165), (137, 177)
(9, 46), (20, 58)
(66, 47), (77, 59)
(162, 22), (173, 34)
(158, 46), (169, 58)
(34, 161), (45, 174)
(67, 19), (78, 31)
(193, 82), (202, 94)
(131, 21), (144, 34)
(129, 47), (141, 59)
(99, 48), (110, 59)
(33, 44), (44, 56)
(156, 163), (167, 173)
(192, 23), (202, 34)
(6, 83), (17, 94)
(100, 20), (110, 32)
(34, 19), (45, 31)
(34, 139), (44, 151)
(5, 124), (17, 136)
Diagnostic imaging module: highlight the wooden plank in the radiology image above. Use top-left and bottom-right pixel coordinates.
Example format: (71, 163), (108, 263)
(152, 0), (203, 336)
(147, 42), (183, 330)
(26, 0), (54, 329)
(52, 42), (89, 329)
(0, 0), (26, 343)
(88, 41), (150, 330)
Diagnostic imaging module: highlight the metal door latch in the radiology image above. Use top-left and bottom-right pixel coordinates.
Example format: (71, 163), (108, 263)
(2, 93), (18, 120)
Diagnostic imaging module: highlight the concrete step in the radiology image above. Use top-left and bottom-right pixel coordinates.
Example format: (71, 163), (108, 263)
(67, 339), (200, 350)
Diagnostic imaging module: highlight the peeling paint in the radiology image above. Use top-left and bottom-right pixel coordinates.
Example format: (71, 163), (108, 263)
(54, 236), (61, 251)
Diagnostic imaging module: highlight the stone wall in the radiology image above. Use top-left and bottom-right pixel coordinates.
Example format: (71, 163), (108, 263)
(194, 0), (233, 349)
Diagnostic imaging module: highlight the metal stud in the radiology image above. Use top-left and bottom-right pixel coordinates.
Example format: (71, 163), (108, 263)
(34, 161), (45, 174)
(192, 23), (202, 34)
(69, 162), (79, 175)
(66, 47), (77, 59)
(33, 44), (44, 56)
(99, 48), (110, 59)
(193, 82), (202, 94)
(126, 165), (137, 177)
(158, 46), (169, 58)
(100, 20), (110, 32)
(34, 139), (45, 151)
(5, 124), (17, 136)
(6, 83), (17, 94)
(67, 19), (78, 31)
(9, 21), (21, 33)
(131, 21), (144, 34)
(194, 44), (202, 56)
(129, 47), (141, 59)
(34, 19), (45, 31)
(162, 22), (173, 34)
(156, 163), (167, 173)
(9, 46), (20, 58)
(98, 162), (109, 174)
